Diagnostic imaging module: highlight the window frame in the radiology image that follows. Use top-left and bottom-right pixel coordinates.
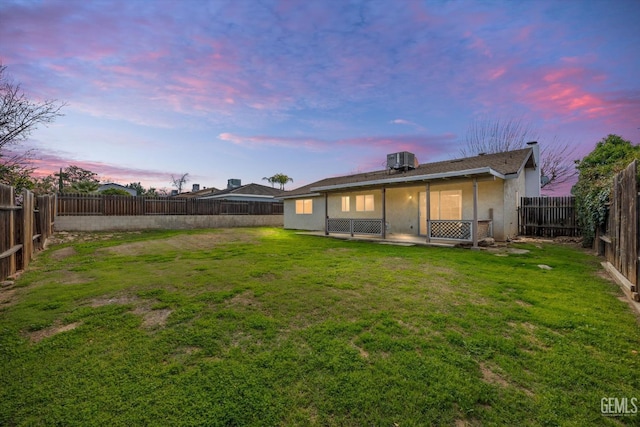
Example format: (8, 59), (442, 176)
(341, 196), (350, 212)
(295, 199), (313, 214)
(355, 194), (375, 212)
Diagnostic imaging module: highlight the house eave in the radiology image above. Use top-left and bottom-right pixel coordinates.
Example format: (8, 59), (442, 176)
(200, 193), (279, 200)
(280, 192), (322, 200)
(310, 167), (505, 193)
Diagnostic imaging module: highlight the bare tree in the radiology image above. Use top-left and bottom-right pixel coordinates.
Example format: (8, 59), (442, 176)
(459, 116), (576, 190)
(0, 64), (65, 188)
(0, 63), (66, 149)
(171, 173), (190, 194)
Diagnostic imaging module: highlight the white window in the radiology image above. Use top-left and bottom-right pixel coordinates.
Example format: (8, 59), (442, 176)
(356, 194), (374, 212)
(341, 196), (350, 212)
(430, 190), (462, 220)
(295, 199), (313, 214)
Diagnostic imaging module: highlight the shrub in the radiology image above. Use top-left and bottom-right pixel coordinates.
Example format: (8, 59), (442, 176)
(573, 134), (640, 247)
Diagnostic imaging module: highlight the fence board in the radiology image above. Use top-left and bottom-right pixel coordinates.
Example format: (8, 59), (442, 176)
(0, 184), (16, 280)
(518, 196), (580, 237)
(57, 194), (284, 216)
(604, 160), (638, 287)
(0, 185), (56, 282)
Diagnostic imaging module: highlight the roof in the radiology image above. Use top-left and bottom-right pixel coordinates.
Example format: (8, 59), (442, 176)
(198, 183), (286, 199)
(180, 187), (220, 198)
(283, 148), (534, 198)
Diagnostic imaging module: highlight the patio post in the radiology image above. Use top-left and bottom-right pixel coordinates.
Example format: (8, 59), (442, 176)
(473, 178), (479, 249)
(381, 187), (386, 239)
(425, 182), (431, 243)
(324, 193), (329, 236)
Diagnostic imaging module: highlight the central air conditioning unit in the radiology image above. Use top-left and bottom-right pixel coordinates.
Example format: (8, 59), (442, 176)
(387, 151), (417, 171)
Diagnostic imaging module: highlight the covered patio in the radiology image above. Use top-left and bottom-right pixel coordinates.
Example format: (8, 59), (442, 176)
(317, 173), (496, 249)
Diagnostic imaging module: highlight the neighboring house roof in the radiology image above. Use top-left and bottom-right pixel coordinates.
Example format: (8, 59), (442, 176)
(283, 148), (534, 198)
(198, 183), (286, 200)
(98, 183), (137, 196)
(180, 187), (220, 199)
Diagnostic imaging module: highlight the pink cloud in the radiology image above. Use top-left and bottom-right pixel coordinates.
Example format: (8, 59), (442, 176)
(7, 148), (178, 188)
(218, 132), (457, 159)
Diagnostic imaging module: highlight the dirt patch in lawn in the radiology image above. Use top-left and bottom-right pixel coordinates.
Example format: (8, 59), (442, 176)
(56, 271), (91, 285)
(0, 288), (17, 306)
(228, 290), (260, 308)
(29, 321), (81, 343)
(90, 295), (172, 329)
(50, 246), (77, 261)
(136, 308), (172, 328)
(103, 229), (259, 256)
(480, 362), (534, 397)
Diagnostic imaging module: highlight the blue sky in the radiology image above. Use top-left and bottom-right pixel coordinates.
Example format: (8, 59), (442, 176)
(1, 0), (639, 194)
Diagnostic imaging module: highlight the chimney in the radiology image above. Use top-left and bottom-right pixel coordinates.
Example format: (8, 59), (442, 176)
(526, 141), (540, 167)
(192, 184), (200, 192)
(525, 141), (541, 197)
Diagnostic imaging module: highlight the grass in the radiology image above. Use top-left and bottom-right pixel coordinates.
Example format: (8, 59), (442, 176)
(0, 227), (639, 426)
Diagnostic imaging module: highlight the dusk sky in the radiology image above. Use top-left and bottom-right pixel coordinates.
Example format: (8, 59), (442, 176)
(1, 0), (639, 195)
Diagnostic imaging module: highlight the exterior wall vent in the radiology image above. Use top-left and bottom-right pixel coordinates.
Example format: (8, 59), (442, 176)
(387, 151), (418, 171)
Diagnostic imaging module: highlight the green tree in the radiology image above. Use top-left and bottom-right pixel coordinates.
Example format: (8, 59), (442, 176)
(100, 188), (131, 196)
(54, 165), (99, 192)
(31, 175), (57, 194)
(264, 173), (293, 190)
(0, 156), (35, 191)
(126, 182), (158, 196)
(64, 165), (99, 185)
(262, 176), (275, 187)
(69, 180), (99, 194)
(573, 134), (640, 246)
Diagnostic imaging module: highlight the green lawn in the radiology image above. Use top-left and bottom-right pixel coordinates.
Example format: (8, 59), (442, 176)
(0, 228), (638, 426)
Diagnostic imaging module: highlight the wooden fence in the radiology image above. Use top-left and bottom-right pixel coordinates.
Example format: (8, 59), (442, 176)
(518, 196), (580, 237)
(57, 194), (284, 216)
(0, 184), (56, 282)
(599, 160), (639, 301)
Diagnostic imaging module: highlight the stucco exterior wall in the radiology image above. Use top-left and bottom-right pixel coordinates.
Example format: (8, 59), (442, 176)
(283, 196), (325, 230)
(503, 173), (526, 239)
(55, 215), (283, 232)
(477, 179), (505, 240)
(327, 190), (383, 218)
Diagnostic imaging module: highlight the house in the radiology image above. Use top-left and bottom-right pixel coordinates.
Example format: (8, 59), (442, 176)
(98, 183), (137, 196)
(180, 184), (220, 199)
(282, 142), (541, 246)
(197, 179), (286, 202)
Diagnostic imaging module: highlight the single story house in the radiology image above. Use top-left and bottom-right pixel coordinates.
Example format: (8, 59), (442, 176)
(197, 180), (286, 203)
(282, 142), (541, 246)
(98, 183), (137, 196)
(180, 185), (220, 199)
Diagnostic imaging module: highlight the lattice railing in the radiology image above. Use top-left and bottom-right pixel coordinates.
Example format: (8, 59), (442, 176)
(327, 218), (384, 236)
(327, 218), (351, 233)
(429, 220), (473, 241)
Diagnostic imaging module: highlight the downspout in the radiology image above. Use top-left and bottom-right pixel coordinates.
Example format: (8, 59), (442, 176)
(381, 187), (386, 239)
(425, 182), (431, 243)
